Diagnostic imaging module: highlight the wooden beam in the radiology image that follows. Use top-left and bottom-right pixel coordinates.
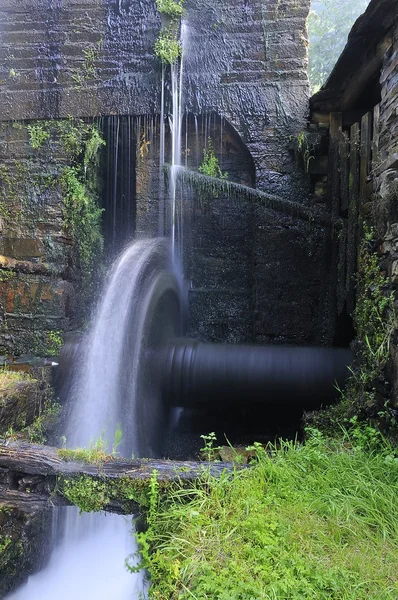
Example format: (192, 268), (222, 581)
(372, 103), (381, 187)
(360, 112), (373, 201)
(346, 122), (361, 314)
(0, 441), (239, 514)
(341, 35), (392, 111)
(328, 112), (343, 217)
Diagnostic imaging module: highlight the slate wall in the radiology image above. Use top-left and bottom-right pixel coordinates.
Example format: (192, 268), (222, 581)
(0, 0), (324, 354)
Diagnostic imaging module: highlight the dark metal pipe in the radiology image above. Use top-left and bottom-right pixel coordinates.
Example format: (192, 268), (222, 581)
(162, 340), (352, 409)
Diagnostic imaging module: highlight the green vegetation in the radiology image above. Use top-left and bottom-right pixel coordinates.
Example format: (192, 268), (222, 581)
(199, 138), (228, 180)
(58, 425), (123, 463)
(58, 440), (113, 465)
(3, 397), (61, 445)
(154, 31), (182, 64)
(21, 400), (61, 444)
(154, 0), (184, 64)
(0, 118), (105, 304)
(0, 368), (30, 389)
(61, 477), (110, 513)
(295, 131), (316, 173)
(70, 40), (102, 87)
(60, 122), (105, 293)
(128, 428), (398, 600)
(308, 0), (370, 94)
(308, 226), (396, 436)
(47, 330), (63, 356)
(155, 0), (184, 18)
(59, 473), (152, 515)
(27, 123), (50, 149)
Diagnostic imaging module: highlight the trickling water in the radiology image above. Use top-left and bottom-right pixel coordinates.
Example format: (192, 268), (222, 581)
(169, 22), (187, 260)
(159, 65), (166, 236)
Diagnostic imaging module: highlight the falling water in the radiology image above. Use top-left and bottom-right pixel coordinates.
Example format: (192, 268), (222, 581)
(5, 239), (182, 600)
(159, 64), (166, 235)
(169, 22), (186, 260)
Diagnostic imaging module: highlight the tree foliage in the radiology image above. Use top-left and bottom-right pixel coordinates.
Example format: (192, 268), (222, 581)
(308, 0), (371, 94)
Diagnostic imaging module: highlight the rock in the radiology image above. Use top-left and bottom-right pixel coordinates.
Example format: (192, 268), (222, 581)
(0, 502), (52, 598)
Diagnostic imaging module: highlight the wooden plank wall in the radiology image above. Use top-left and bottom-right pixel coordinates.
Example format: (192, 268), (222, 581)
(324, 106), (378, 321)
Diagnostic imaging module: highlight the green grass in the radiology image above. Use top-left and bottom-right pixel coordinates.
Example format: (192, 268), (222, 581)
(130, 429), (398, 599)
(0, 369), (30, 389)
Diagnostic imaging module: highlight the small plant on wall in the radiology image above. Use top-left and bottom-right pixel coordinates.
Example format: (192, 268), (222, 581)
(154, 31), (182, 64)
(199, 138), (228, 180)
(156, 0), (184, 18)
(154, 0), (184, 64)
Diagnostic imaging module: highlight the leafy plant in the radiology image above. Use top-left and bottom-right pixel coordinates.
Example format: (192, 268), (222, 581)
(61, 476), (110, 513)
(296, 130), (315, 172)
(47, 330), (63, 356)
(307, 225), (397, 437)
(155, 0), (184, 18)
(154, 32), (182, 64)
(200, 432), (222, 461)
(27, 123), (50, 149)
(199, 138), (228, 180)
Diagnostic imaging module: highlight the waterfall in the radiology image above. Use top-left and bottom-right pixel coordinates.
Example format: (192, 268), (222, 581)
(4, 239), (179, 600)
(169, 22), (186, 261)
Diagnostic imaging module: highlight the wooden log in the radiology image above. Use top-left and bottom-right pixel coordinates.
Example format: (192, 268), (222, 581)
(0, 441), (239, 514)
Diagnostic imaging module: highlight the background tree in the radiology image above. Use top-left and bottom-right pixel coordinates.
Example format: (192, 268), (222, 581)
(308, 0), (371, 94)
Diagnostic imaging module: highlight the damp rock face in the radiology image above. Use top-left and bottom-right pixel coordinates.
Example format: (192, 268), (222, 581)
(0, 502), (52, 598)
(0, 0), (327, 351)
(0, 0), (310, 193)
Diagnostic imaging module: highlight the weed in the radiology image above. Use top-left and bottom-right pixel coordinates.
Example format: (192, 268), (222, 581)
(154, 32), (182, 64)
(198, 138), (228, 180)
(47, 330), (63, 356)
(200, 432), (222, 462)
(22, 400), (61, 444)
(27, 124), (50, 150)
(155, 0), (184, 18)
(295, 130), (315, 172)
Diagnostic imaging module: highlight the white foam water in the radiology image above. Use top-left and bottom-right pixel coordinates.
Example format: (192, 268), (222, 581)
(6, 511), (145, 600)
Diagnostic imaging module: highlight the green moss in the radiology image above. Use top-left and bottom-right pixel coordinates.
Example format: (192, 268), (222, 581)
(61, 476), (110, 513)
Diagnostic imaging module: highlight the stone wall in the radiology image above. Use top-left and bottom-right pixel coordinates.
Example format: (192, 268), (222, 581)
(0, 0), (311, 192)
(0, 122), (74, 356)
(0, 0), (327, 354)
